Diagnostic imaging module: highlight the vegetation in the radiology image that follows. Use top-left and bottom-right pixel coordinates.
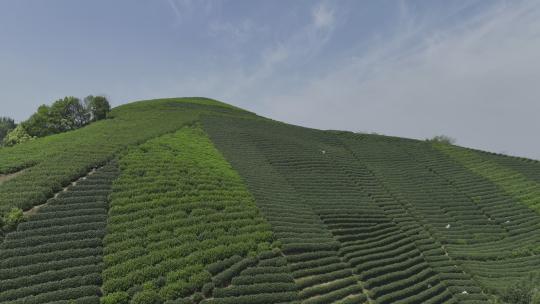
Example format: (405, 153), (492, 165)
(3, 95), (111, 146)
(498, 273), (540, 304)
(1, 97), (539, 303)
(0, 117), (16, 143)
(435, 143), (540, 214)
(0, 163), (118, 303)
(85, 95), (112, 122)
(428, 135), (456, 144)
(101, 126), (274, 303)
(2, 124), (34, 147)
(0, 98), (249, 236)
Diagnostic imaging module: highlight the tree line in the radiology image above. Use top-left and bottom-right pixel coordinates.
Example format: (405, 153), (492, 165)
(0, 95), (110, 147)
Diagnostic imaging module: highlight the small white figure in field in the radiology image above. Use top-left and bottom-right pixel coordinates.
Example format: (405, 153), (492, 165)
(445, 224), (451, 229)
(462, 291), (468, 294)
(321, 150), (326, 154)
(505, 220), (510, 224)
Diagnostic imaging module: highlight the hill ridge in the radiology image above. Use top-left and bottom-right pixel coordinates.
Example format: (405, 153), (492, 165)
(0, 97), (539, 303)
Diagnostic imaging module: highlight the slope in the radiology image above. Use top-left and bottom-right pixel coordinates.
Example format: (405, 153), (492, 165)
(0, 97), (539, 304)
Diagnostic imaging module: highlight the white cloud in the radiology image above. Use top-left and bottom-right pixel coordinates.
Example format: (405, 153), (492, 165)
(257, 0), (540, 159)
(312, 2), (335, 29)
(157, 0), (540, 159)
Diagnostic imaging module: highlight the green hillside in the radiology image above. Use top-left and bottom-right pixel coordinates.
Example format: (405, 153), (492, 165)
(1, 97), (539, 304)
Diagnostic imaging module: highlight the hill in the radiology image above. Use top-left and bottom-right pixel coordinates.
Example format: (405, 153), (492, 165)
(1, 97), (539, 304)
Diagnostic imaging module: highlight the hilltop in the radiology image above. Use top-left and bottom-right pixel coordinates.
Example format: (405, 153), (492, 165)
(1, 97), (540, 304)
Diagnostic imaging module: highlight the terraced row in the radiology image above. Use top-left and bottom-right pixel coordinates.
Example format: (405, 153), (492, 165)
(203, 116), (369, 304)
(343, 134), (540, 294)
(202, 250), (300, 304)
(246, 124), (476, 303)
(101, 126), (274, 303)
(0, 163), (118, 303)
(0, 98), (252, 234)
(435, 143), (540, 214)
(203, 115), (488, 303)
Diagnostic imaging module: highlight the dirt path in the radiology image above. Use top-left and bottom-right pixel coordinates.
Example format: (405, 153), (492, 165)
(0, 169), (26, 185)
(24, 168), (98, 216)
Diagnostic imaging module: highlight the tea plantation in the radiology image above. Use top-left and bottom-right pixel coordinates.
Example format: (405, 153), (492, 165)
(0, 97), (539, 304)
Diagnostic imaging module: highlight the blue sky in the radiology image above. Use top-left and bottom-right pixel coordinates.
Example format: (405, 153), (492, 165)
(1, 0), (539, 159)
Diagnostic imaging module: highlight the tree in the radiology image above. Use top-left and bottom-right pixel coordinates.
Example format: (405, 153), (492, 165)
(2, 125), (34, 146)
(24, 105), (53, 137)
(49, 96), (88, 132)
(84, 95), (111, 121)
(0, 117), (16, 142)
(4, 95), (108, 147)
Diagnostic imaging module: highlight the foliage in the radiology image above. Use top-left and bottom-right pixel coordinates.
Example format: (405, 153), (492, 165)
(131, 290), (163, 304)
(49, 96), (89, 131)
(436, 143), (540, 215)
(2, 207), (24, 230)
(85, 95), (111, 121)
(23, 97), (88, 137)
(101, 291), (130, 304)
(203, 115), (529, 303)
(101, 126), (273, 302)
(2, 124), (34, 147)
(2, 96), (540, 303)
(0, 116), (16, 143)
(499, 273), (540, 304)
(0, 98), (250, 235)
(428, 135), (456, 144)
(11, 95), (111, 143)
(0, 164), (118, 302)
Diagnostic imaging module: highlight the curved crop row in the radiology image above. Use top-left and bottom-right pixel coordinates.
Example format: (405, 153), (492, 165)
(435, 143), (540, 214)
(0, 98), (253, 235)
(100, 126), (274, 303)
(203, 116), (369, 303)
(342, 134), (540, 295)
(0, 163), (118, 303)
(203, 115), (496, 303)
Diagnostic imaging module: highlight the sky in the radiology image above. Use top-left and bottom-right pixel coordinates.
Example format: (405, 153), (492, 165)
(1, 0), (539, 160)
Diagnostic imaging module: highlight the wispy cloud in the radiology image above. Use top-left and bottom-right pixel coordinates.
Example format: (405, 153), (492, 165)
(166, 0), (183, 23)
(312, 2), (335, 29)
(257, 0), (540, 159)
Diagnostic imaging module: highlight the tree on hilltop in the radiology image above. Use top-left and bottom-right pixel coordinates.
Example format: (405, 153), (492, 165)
(84, 95), (111, 121)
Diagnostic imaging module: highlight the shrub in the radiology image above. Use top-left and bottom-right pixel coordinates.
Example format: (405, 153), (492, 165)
(2, 207), (24, 230)
(131, 290), (163, 304)
(100, 291), (130, 304)
(428, 135), (455, 144)
(2, 125), (34, 146)
(499, 273), (540, 304)
(0, 116), (16, 143)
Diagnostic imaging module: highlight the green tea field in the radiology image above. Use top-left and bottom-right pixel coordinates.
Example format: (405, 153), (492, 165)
(1, 98), (539, 304)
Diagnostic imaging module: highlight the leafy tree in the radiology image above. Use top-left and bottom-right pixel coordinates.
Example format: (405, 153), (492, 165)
(85, 95), (111, 121)
(6, 95), (109, 147)
(49, 96), (88, 132)
(2, 124), (34, 146)
(0, 116), (16, 142)
(24, 105), (53, 137)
